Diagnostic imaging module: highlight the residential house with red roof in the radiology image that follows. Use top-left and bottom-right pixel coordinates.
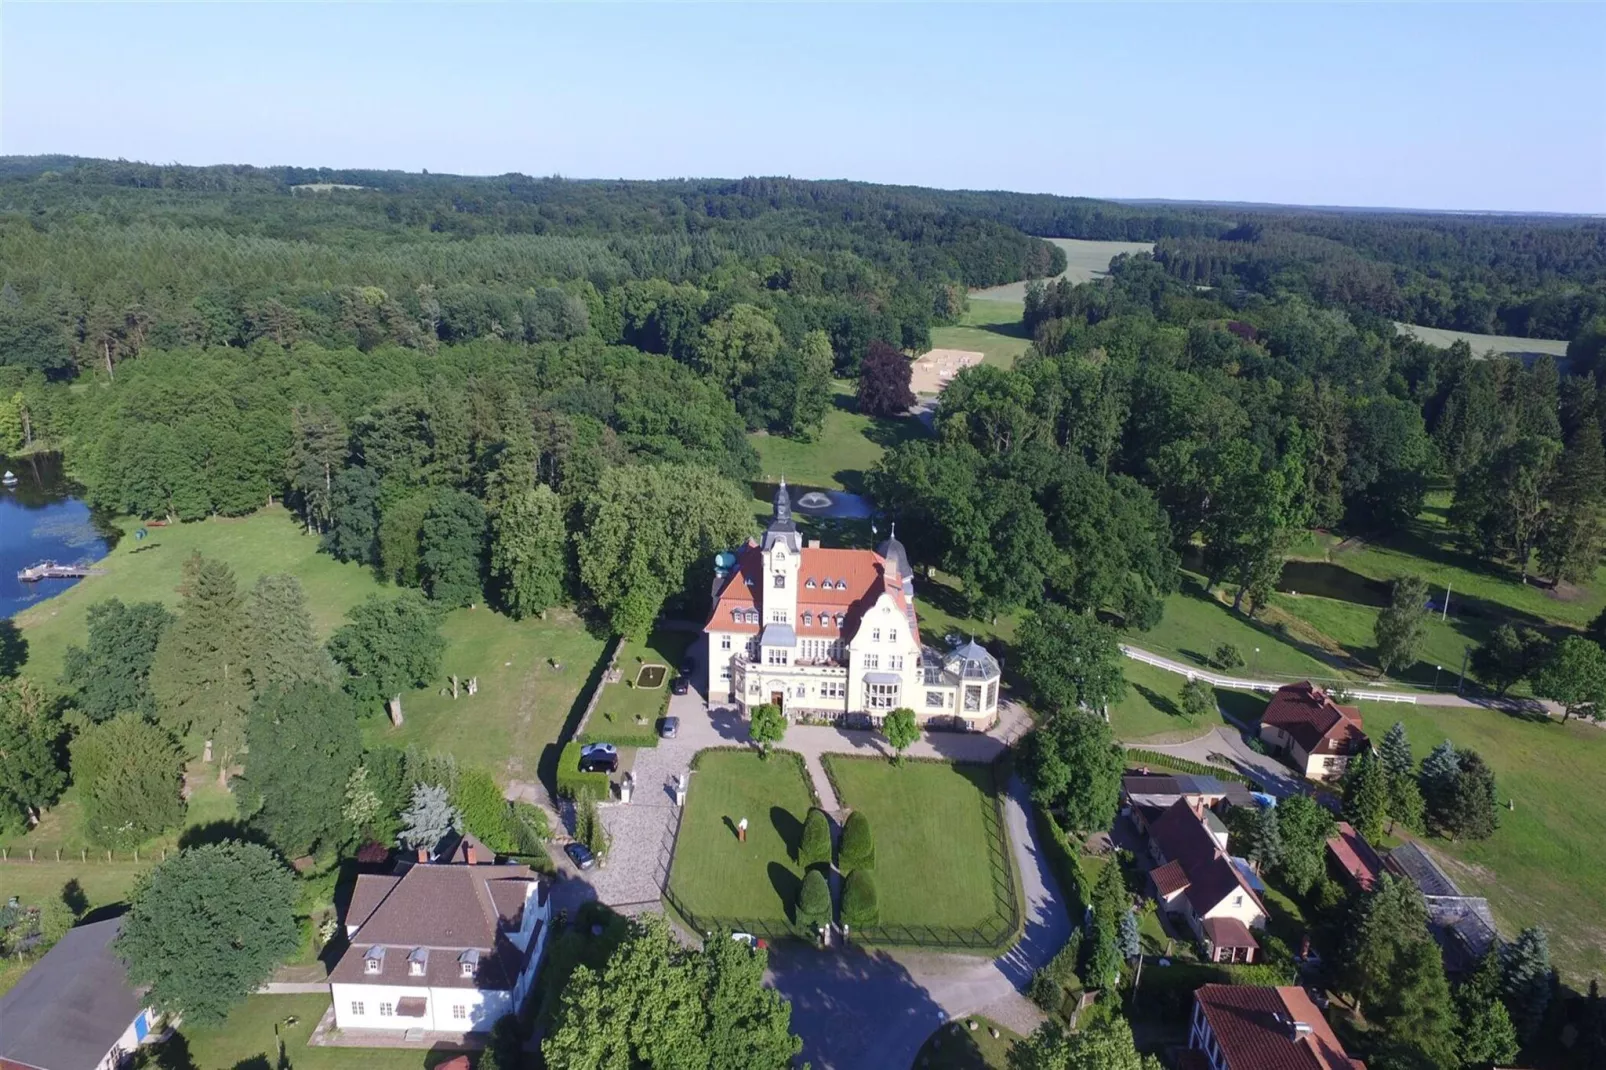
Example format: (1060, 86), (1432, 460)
(705, 482), (1001, 727)
(1144, 799), (1268, 963)
(329, 840), (550, 1037)
(1187, 984), (1365, 1070)
(1258, 682), (1369, 781)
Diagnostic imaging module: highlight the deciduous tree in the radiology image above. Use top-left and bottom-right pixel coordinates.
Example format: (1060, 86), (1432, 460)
(116, 842), (299, 1026)
(1008, 1012), (1160, 1070)
(61, 598), (174, 721)
(489, 484), (566, 619)
(322, 465), (381, 566)
(881, 707), (919, 763)
(0, 679), (67, 831)
(69, 714), (186, 848)
(1471, 624), (1551, 695)
(1532, 635), (1606, 723)
(418, 489), (487, 607)
(1020, 710), (1122, 833)
(328, 592), (445, 725)
(1015, 603), (1126, 716)
(747, 703), (786, 758)
(1271, 793), (1334, 897)
(241, 684), (363, 858)
(1180, 678), (1214, 719)
(856, 340), (914, 418)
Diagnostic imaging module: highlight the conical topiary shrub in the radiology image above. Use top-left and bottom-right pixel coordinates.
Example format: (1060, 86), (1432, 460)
(841, 868), (879, 928)
(839, 810), (875, 874)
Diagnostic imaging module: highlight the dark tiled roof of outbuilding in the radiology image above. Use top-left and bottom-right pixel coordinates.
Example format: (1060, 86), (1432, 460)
(0, 917), (147, 1070)
(1193, 984), (1365, 1070)
(1201, 916), (1260, 951)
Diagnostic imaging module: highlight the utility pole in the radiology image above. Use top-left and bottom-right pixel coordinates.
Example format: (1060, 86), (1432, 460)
(1442, 581), (1451, 622)
(1458, 646), (1469, 694)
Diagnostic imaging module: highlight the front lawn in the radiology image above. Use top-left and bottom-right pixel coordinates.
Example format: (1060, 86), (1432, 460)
(177, 994), (442, 1069)
(823, 757), (1017, 939)
(1355, 701), (1606, 985)
(666, 750), (817, 932)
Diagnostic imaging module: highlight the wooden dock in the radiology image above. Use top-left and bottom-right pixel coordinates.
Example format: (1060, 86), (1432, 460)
(17, 562), (107, 583)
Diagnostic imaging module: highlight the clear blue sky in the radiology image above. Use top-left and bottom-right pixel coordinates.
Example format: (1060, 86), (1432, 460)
(2, 2), (1602, 213)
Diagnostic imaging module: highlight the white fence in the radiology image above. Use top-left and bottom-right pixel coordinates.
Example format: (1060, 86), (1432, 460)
(1120, 645), (1417, 704)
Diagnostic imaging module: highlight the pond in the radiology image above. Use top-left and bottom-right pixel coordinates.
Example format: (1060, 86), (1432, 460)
(1179, 547), (1389, 607)
(751, 482), (875, 520)
(0, 454), (115, 619)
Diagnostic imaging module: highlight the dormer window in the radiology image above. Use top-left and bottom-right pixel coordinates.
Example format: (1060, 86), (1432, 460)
(805, 578), (817, 589)
(364, 946), (386, 974)
(835, 613), (845, 626)
(802, 612), (813, 626)
(459, 949), (480, 977)
(748, 610), (759, 624)
(836, 579), (848, 590)
(408, 948), (428, 977)
(731, 609), (742, 623)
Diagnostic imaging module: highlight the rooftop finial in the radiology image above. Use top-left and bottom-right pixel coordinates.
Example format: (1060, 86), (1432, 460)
(890, 521), (896, 540)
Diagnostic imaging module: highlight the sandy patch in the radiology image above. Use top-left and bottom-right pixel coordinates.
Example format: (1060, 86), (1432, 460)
(911, 348), (984, 396)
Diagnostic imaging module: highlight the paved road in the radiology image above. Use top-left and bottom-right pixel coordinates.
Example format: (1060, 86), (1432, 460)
(1124, 725), (1306, 800)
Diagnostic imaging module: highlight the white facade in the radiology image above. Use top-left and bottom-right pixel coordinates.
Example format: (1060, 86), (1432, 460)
(706, 484), (1002, 727)
(331, 981), (520, 1034)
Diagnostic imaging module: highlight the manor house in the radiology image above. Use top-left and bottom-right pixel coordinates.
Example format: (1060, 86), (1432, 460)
(704, 482), (1002, 728)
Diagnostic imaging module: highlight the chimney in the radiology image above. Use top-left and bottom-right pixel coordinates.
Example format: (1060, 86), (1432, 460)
(466, 843), (478, 865)
(416, 847), (429, 864)
(1290, 1021), (1313, 1040)
(808, 539), (821, 549)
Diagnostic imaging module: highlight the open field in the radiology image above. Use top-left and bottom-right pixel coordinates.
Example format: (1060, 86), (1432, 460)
(1395, 322), (1571, 360)
(929, 299), (1033, 370)
(667, 750), (817, 928)
(823, 757), (1014, 933)
(1111, 660), (1261, 742)
(1344, 701), (1606, 985)
(178, 994), (441, 1069)
(969, 238), (1156, 303)
(14, 506), (377, 681)
(749, 379), (925, 492)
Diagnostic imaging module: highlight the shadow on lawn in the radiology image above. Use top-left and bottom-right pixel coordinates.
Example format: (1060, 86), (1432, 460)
(767, 862), (802, 923)
(771, 806), (803, 861)
(1134, 683), (1184, 719)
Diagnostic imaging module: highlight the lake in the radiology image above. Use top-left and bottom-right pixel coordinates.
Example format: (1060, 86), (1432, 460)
(0, 454), (113, 619)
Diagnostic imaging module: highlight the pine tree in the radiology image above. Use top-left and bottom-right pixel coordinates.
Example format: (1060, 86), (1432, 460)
(1502, 926), (1554, 1045)
(1537, 414), (1606, 584)
(398, 783), (460, 854)
(1456, 949), (1521, 1069)
(285, 404), (348, 534)
(1420, 739), (1460, 829)
(246, 574), (335, 695)
(1374, 575), (1430, 676)
(1380, 721), (1413, 783)
(1341, 750), (1388, 841)
(149, 553), (252, 783)
(1118, 910), (1140, 960)
(1444, 750), (1499, 841)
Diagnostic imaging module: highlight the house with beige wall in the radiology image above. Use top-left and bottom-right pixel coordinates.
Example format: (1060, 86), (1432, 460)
(1258, 682), (1369, 781)
(705, 482), (1001, 729)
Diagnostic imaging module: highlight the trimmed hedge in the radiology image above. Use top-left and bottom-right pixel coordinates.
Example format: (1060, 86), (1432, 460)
(839, 810), (875, 874)
(842, 869), (879, 928)
(800, 808), (833, 870)
(556, 741), (610, 800)
(579, 725), (660, 749)
(1035, 807), (1090, 917)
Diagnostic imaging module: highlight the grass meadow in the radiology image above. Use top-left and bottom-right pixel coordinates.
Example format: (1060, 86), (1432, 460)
(929, 299), (1034, 370)
(967, 238), (1155, 303)
(749, 379), (925, 492)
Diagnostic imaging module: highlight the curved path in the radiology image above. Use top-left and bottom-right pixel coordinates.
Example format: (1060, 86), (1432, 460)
(1121, 643), (1565, 716)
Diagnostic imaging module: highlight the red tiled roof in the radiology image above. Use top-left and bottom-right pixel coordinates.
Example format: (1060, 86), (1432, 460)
(1151, 859), (1190, 897)
(1201, 916), (1260, 951)
(1194, 984), (1364, 1070)
(1326, 822), (1384, 891)
(706, 545), (915, 638)
(1261, 682), (1369, 756)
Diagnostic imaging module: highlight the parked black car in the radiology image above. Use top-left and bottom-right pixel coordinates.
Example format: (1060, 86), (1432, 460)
(564, 842), (596, 870)
(670, 675), (690, 696)
(578, 742), (618, 774)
